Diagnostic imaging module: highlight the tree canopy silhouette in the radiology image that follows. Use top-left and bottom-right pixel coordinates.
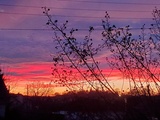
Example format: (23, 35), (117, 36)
(43, 7), (160, 96)
(43, 6), (160, 118)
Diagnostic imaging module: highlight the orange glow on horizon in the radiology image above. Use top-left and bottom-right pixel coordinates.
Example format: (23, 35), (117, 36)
(3, 62), (127, 95)
(3, 61), (160, 96)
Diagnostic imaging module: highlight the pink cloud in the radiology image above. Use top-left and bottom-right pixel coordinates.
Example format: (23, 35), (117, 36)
(6, 62), (52, 81)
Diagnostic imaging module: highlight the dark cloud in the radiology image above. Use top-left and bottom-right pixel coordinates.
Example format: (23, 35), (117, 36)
(0, 35), (53, 63)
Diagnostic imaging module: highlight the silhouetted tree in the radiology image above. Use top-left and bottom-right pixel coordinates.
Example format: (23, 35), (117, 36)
(43, 7), (160, 120)
(0, 69), (8, 98)
(43, 7), (117, 95)
(102, 8), (160, 96)
(26, 81), (54, 96)
(0, 69), (9, 119)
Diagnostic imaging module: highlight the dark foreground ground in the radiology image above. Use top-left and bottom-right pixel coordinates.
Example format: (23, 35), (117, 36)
(4, 91), (160, 120)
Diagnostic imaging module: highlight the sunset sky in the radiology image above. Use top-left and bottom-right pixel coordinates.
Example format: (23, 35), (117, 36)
(0, 0), (160, 95)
